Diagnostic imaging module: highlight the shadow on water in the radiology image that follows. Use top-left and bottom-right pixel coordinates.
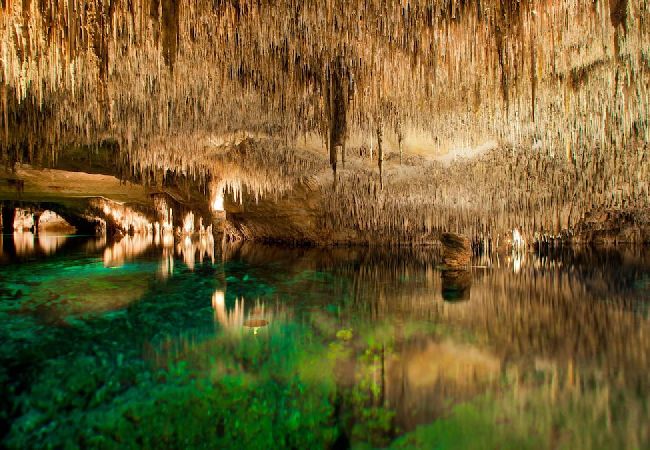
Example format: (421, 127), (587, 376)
(1, 238), (649, 448)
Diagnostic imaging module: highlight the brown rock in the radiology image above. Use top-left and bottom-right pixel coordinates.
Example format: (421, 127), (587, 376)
(441, 232), (471, 268)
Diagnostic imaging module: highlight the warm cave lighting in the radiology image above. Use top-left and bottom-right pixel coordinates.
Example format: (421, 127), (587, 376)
(511, 252), (524, 274)
(211, 292), (272, 335)
(212, 190), (225, 212)
(159, 247), (174, 279)
(13, 231), (35, 256)
(13, 209), (34, 231)
(103, 234), (154, 267)
(38, 234), (68, 255)
(212, 290), (244, 329)
(95, 199), (153, 235)
(1, 1), (649, 448)
(162, 232), (174, 248)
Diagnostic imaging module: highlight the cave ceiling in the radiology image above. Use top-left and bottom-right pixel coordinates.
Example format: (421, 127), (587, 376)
(1, 0), (648, 241)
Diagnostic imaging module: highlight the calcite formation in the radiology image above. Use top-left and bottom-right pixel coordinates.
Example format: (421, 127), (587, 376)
(0, 1), (648, 244)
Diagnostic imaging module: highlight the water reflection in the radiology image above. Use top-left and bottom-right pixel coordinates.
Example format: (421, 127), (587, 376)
(440, 269), (471, 301)
(176, 233), (214, 270)
(103, 234), (155, 267)
(159, 246), (175, 279)
(3, 225), (217, 273)
(0, 231), (70, 257)
(139, 244), (649, 441)
(1, 231), (77, 260)
(38, 233), (69, 254)
(212, 289), (273, 335)
(13, 231), (35, 255)
(101, 231), (214, 272)
(385, 339), (501, 431)
(2, 240), (650, 448)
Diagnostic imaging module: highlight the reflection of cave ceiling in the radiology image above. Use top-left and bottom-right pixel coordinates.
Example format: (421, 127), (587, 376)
(1, 1), (649, 242)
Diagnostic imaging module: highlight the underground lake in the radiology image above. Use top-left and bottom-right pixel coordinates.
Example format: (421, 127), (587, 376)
(2, 0), (650, 448)
(1, 234), (649, 449)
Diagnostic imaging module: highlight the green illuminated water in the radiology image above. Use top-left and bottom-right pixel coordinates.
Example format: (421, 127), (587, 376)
(1, 235), (649, 449)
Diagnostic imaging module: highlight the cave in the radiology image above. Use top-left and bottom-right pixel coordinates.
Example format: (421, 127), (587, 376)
(1, 1), (649, 448)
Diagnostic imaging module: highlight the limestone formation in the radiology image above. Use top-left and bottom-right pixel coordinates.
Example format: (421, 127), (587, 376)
(0, 1), (648, 246)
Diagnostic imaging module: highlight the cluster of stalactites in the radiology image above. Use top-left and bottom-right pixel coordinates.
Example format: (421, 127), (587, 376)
(1, 0), (647, 177)
(92, 197), (153, 234)
(320, 139), (650, 244)
(209, 138), (328, 207)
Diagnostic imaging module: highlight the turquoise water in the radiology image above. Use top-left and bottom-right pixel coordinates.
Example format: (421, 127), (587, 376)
(1, 234), (649, 449)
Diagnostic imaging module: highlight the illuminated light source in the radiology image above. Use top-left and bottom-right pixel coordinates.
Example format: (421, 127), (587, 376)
(511, 228), (525, 273)
(212, 190), (225, 212)
(512, 252), (524, 274)
(13, 209), (34, 231)
(162, 233), (174, 248)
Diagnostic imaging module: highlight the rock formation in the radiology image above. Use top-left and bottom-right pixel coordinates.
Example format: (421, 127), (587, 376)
(440, 233), (471, 268)
(0, 1), (648, 246)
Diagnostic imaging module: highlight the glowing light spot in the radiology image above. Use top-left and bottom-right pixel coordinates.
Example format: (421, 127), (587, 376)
(212, 190), (225, 212)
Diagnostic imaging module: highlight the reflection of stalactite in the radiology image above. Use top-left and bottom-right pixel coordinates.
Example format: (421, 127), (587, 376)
(441, 270), (472, 302)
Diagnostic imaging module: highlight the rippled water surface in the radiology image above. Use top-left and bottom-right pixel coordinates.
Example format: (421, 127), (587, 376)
(1, 234), (649, 449)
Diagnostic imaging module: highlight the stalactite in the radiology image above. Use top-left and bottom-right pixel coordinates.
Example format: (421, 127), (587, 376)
(0, 0), (647, 242)
(1, 0), (645, 168)
(396, 121), (404, 165)
(328, 57), (348, 180)
(376, 123), (384, 190)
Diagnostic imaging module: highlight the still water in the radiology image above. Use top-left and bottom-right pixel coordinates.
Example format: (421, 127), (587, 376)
(1, 234), (649, 449)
